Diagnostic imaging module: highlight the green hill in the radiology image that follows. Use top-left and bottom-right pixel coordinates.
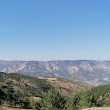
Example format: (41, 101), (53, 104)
(0, 72), (53, 97)
(70, 84), (110, 110)
(0, 72), (53, 109)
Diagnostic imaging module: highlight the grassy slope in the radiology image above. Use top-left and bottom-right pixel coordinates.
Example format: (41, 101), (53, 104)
(0, 72), (53, 98)
(47, 78), (88, 97)
(37, 77), (89, 97)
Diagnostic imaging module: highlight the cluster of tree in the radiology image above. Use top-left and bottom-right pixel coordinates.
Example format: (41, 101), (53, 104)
(0, 72), (54, 109)
(67, 84), (110, 110)
(0, 86), (66, 110)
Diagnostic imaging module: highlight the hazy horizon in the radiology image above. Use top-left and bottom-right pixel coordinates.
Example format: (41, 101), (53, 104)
(0, 58), (110, 61)
(0, 0), (110, 61)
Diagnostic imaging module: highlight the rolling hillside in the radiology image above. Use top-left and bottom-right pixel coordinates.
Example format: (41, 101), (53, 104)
(37, 77), (88, 97)
(0, 72), (110, 110)
(0, 72), (87, 109)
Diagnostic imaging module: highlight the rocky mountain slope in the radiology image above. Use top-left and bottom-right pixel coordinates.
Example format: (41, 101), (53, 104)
(0, 60), (110, 85)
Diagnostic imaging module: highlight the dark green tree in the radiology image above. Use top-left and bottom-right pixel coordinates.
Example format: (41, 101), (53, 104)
(42, 89), (66, 110)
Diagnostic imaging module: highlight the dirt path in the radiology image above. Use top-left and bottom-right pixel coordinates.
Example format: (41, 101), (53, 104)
(82, 107), (110, 110)
(0, 106), (33, 110)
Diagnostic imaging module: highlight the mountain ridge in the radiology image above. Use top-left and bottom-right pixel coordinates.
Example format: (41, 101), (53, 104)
(0, 60), (110, 85)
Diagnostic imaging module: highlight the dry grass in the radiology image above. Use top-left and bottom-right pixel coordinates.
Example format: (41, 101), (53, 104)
(46, 78), (58, 81)
(82, 107), (110, 110)
(49, 79), (86, 97)
(37, 77), (58, 81)
(29, 96), (41, 102)
(0, 106), (33, 110)
(1, 106), (110, 110)
(37, 77), (87, 97)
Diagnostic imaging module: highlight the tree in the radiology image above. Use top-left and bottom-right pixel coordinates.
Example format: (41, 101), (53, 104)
(0, 88), (5, 105)
(42, 89), (66, 110)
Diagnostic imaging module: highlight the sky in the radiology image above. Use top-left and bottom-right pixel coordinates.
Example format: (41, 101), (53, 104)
(0, 0), (110, 61)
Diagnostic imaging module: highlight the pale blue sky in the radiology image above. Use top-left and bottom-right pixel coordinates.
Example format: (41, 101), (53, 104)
(0, 0), (110, 61)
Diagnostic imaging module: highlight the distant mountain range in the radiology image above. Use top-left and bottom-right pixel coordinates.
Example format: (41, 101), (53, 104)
(0, 60), (110, 85)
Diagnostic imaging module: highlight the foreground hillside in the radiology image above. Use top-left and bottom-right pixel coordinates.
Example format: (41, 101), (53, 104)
(0, 72), (53, 97)
(0, 72), (110, 109)
(0, 60), (110, 85)
(0, 72), (87, 109)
